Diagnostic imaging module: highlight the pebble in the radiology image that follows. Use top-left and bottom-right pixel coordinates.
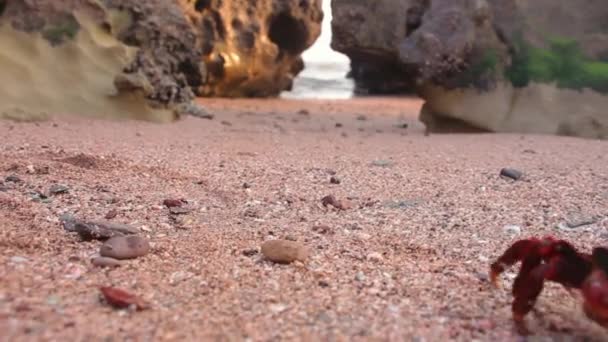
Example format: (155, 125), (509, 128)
(566, 213), (596, 228)
(503, 224), (522, 235)
(5, 175), (22, 183)
(242, 248), (258, 256)
(321, 195), (351, 210)
(312, 225), (331, 234)
(48, 184), (69, 195)
(10, 256), (28, 263)
(329, 176), (341, 184)
(367, 252), (384, 262)
(371, 160), (393, 167)
(100, 235), (150, 260)
(104, 209), (118, 220)
(91, 256), (123, 267)
(261, 240), (309, 264)
(500, 168), (523, 180)
(356, 114), (367, 121)
(169, 271), (194, 286)
(74, 219), (139, 241)
(163, 199), (185, 208)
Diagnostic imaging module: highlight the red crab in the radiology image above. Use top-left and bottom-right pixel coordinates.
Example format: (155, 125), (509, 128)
(490, 236), (608, 330)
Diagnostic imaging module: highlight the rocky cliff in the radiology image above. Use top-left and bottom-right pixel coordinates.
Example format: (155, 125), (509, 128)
(332, 0), (608, 139)
(0, 0), (322, 122)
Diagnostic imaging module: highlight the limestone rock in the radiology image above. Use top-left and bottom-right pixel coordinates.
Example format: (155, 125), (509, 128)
(0, 0), (322, 122)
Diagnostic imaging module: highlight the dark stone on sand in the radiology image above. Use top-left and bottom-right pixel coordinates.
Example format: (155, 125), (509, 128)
(500, 168), (523, 181)
(74, 220), (139, 241)
(48, 184), (69, 195)
(5, 175), (22, 183)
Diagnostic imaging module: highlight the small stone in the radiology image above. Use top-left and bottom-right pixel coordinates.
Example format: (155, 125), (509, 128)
(355, 272), (366, 282)
(371, 160), (393, 167)
(261, 240), (309, 264)
(169, 271), (194, 286)
(91, 256), (123, 268)
(242, 248), (258, 257)
(60, 213), (78, 232)
(312, 225), (331, 234)
(104, 209), (118, 220)
(48, 184), (69, 195)
(10, 256), (28, 263)
(566, 213), (596, 228)
(176, 103), (213, 119)
(221, 120), (232, 126)
(5, 175), (22, 183)
(163, 199), (186, 208)
(356, 114), (367, 121)
(74, 220), (139, 241)
(100, 235), (150, 260)
(335, 123), (343, 128)
(242, 182), (251, 189)
(503, 224), (522, 235)
(297, 109), (310, 116)
(329, 176), (341, 184)
(500, 168), (523, 181)
(318, 280), (330, 288)
(269, 303), (288, 314)
(321, 195), (351, 210)
(397, 123), (409, 129)
(26, 165), (35, 174)
(367, 252), (383, 262)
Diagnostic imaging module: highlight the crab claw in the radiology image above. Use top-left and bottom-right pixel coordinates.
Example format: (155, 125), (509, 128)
(490, 264), (503, 288)
(489, 238), (545, 289)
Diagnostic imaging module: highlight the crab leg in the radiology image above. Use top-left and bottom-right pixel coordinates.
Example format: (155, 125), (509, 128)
(490, 238), (543, 288)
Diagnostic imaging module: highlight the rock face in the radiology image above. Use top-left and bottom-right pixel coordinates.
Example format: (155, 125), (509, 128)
(331, 0), (608, 139)
(0, 0), (322, 122)
(191, 0), (323, 97)
(331, 0), (418, 95)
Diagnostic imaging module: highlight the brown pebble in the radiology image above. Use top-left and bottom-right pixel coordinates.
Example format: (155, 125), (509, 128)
(330, 176), (341, 184)
(163, 199), (186, 208)
(261, 240), (309, 264)
(312, 225), (332, 234)
(104, 209), (118, 220)
(91, 256), (123, 267)
(321, 195), (351, 210)
(100, 235), (150, 260)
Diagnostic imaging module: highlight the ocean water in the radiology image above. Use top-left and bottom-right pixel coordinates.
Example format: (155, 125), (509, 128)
(281, 60), (354, 99)
(280, 0), (354, 100)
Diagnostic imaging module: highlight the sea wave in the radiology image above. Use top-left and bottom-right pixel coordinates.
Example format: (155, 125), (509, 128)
(281, 61), (354, 99)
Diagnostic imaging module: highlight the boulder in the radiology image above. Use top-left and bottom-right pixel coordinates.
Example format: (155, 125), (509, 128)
(0, 0), (322, 122)
(331, 0), (608, 139)
(331, 0), (418, 95)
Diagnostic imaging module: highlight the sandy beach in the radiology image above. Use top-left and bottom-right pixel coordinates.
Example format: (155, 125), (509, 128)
(1, 97), (607, 341)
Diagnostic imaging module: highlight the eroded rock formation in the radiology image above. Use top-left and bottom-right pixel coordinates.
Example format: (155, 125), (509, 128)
(0, 0), (322, 122)
(187, 0), (323, 97)
(332, 0), (608, 139)
(331, 0), (418, 95)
